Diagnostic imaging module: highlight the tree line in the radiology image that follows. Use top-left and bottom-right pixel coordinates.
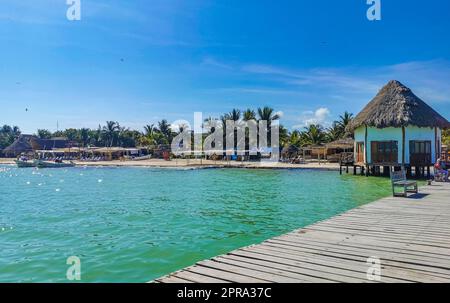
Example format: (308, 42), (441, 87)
(1, 107), (356, 150)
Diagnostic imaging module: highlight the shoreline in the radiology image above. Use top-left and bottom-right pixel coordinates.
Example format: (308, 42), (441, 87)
(0, 158), (340, 170)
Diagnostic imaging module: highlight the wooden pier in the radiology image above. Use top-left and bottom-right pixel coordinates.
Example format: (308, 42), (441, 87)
(154, 183), (450, 283)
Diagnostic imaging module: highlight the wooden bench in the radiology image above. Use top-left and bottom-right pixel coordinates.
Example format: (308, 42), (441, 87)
(390, 168), (418, 197)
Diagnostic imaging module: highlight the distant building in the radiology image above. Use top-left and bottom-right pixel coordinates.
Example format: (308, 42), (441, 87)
(347, 80), (450, 175)
(2, 135), (73, 157)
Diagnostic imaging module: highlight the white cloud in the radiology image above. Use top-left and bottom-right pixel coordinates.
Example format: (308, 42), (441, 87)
(201, 57), (233, 70)
(275, 111), (284, 118)
(240, 59), (450, 106)
(294, 107), (331, 129)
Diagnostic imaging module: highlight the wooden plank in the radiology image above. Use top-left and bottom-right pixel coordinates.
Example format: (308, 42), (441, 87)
(277, 233), (450, 260)
(172, 270), (231, 283)
(263, 238), (450, 270)
(250, 243), (450, 282)
(153, 183), (450, 283)
(185, 265), (271, 283)
(155, 276), (193, 283)
(196, 260), (312, 283)
(229, 248), (445, 283)
(278, 234), (450, 262)
(213, 256), (336, 283)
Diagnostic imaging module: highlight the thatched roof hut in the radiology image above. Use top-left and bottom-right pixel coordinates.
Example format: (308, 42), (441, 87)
(347, 80), (450, 132)
(2, 135), (36, 156)
(349, 80), (449, 168)
(325, 138), (354, 150)
(2, 135), (71, 157)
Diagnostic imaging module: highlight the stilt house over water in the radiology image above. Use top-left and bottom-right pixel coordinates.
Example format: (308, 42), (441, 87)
(347, 80), (450, 177)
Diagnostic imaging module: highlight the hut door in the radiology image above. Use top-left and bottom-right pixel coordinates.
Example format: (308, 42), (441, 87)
(356, 142), (364, 163)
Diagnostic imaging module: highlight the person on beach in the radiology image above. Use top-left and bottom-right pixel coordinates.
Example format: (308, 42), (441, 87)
(435, 158), (449, 181)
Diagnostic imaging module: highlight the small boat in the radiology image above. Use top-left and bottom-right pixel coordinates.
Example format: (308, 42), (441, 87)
(34, 159), (75, 168)
(15, 159), (36, 168)
(131, 155), (152, 161)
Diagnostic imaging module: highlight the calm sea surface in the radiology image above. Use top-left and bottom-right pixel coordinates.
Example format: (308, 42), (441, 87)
(0, 165), (392, 282)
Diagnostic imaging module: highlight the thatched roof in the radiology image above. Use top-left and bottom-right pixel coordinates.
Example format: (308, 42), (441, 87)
(2, 135), (35, 155)
(2, 135), (71, 156)
(348, 80), (450, 131)
(325, 138), (354, 149)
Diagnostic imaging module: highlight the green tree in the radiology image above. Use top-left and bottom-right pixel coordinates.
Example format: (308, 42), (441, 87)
(443, 129), (450, 146)
(102, 121), (120, 147)
(336, 111), (354, 137)
(157, 119), (173, 144)
(37, 129), (52, 139)
(326, 122), (343, 142)
(118, 127), (139, 147)
(0, 125), (21, 149)
(300, 124), (326, 146)
(288, 130), (302, 147)
(79, 128), (90, 147)
(243, 109), (256, 121)
(257, 106), (280, 123)
(63, 128), (79, 141)
(257, 106), (280, 146)
(278, 125), (290, 148)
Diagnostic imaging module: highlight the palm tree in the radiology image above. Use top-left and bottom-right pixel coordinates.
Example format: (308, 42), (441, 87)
(257, 107), (280, 146)
(144, 124), (156, 137)
(229, 109), (241, 122)
(243, 109), (256, 121)
(0, 125), (21, 149)
(79, 128), (90, 147)
(336, 111), (353, 137)
(326, 122), (343, 142)
(12, 126), (21, 137)
(278, 125), (290, 148)
(156, 119), (172, 144)
(289, 130), (302, 147)
(117, 127), (139, 147)
(257, 106), (280, 123)
(300, 124), (326, 146)
(102, 121), (120, 147)
(37, 129), (52, 139)
(64, 128), (78, 141)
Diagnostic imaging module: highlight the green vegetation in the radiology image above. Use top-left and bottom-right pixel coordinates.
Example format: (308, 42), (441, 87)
(443, 129), (450, 146)
(0, 125), (21, 149)
(1, 108), (355, 149)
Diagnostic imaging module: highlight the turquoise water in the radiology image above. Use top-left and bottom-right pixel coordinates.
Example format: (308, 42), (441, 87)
(0, 165), (392, 282)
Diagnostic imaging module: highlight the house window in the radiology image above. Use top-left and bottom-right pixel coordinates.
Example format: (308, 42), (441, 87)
(409, 140), (431, 165)
(356, 142), (364, 163)
(371, 141), (398, 164)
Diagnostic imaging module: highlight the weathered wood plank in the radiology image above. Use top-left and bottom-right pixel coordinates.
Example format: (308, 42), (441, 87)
(153, 183), (450, 283)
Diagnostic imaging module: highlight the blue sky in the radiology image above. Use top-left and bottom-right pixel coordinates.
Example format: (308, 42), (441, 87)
(1, 0), (450, 133)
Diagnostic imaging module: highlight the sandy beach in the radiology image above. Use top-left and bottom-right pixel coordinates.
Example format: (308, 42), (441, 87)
(0, 158), (340, 170)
